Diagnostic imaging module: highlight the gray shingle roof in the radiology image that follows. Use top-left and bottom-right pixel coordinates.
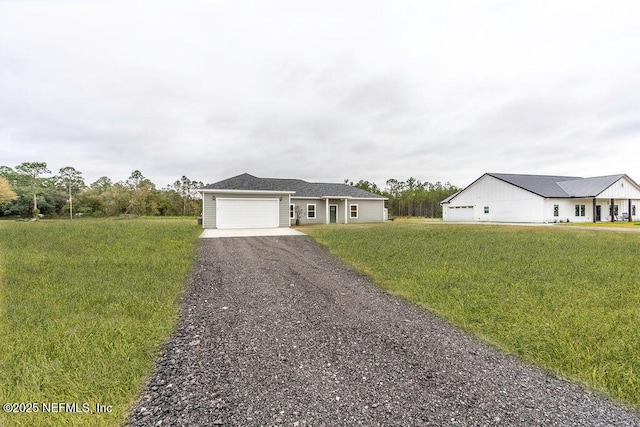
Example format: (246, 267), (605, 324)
(488, 173), (628, 198)
(200, 173), (386, 199)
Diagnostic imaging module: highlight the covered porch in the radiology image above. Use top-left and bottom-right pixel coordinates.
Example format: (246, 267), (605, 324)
(592, 198), (637, 223)
(322, 196), (353, 224)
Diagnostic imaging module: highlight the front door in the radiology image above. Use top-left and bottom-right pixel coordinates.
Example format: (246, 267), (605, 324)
(329, 205), (337, 223)
(596, 205), (601, 221)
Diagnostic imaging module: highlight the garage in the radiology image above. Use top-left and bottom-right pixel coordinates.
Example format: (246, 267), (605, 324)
(216, 198), (280, 229)
(446, 206), (474, 221)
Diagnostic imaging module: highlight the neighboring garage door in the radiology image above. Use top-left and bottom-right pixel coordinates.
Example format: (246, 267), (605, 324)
(216, 198), (280, 229)
(447, 206), (474, 221)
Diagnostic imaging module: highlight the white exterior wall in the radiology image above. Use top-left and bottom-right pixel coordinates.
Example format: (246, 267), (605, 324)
(445, 174), (545, 222)
(598, 177), (640, 199)
(595, 177), (640, 221)
(596, 199), (640, 221)
(543, 198), (593, 223)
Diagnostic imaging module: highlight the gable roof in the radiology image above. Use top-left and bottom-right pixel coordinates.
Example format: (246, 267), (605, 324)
(488, 173), (581, 198)
(488, 173), (630, 198)
(200, 173), (386, 199)
(444, 173), (635, 203)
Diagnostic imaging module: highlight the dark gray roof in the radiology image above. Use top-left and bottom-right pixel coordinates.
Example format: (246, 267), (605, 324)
(200, 173), (386, 199)
(487, 173), (628, 198)
(556, 175), (626, 197)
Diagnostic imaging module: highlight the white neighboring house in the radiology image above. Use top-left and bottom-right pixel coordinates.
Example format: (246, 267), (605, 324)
(198, 173), (388, 229)
(441, 173), (640, 223)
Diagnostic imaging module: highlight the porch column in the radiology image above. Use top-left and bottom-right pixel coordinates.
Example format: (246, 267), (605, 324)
(326, 199), (330, 224)
(593, 198), (596, 223)
(345, 199), (348, 224)
(611, 198), (615, 222)
(629, 199), (633, 222)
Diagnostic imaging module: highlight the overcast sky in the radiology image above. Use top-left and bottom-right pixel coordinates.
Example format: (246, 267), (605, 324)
(1, 1), (640, 190)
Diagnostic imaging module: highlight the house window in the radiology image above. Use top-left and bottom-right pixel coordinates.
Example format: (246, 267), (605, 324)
(610, 205), (619, 216)
(554, 205), (559, 217)
(350, 204), (358, 218)
(307, 204), (316, 219)
(575, 204), (586, 217)
(633, 205), (637, 216)
(290, 204), (295, 219)
(484, 206), (489, 214)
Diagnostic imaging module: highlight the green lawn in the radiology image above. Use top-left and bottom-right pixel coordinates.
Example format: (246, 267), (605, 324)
(305, 220), (640, 408)
(562, 221), (640, 228)
(0, 218), (201, 426)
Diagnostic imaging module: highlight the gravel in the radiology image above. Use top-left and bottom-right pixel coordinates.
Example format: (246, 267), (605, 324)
(127, 236), (640, 426)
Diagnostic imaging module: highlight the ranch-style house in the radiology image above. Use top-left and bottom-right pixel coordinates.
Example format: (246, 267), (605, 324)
(198, 173), (388, 229)
(441, 173), (640, 223)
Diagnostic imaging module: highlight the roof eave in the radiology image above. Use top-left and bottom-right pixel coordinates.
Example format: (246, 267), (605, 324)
(199, 189), (296, 195)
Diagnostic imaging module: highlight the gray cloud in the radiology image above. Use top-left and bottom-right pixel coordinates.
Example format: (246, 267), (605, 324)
(2, 0), (640, 190)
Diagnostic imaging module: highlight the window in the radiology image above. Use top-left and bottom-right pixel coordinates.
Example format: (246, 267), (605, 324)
(484, 206), (489, 214)
(350, 204), (358, 218)
(554, 205), (559, 217)
(633, 205), (637, 216)
(610, 205), (619, 216)
(307, 204), (316, 219)
(290, 204), (295, 219)
(575, 204), (586, 217)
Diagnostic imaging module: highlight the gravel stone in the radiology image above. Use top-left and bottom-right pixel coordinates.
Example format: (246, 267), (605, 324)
(127, 236), (640, 426)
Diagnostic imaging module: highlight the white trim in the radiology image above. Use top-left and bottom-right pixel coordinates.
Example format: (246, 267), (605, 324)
(200, 189), (295, 195)
(328, 204), (338, 223)
(345, 199), (348, 224)
(217, 197), (279, 201)
(215, 197), (279, 229)
(291, 196), (388, 201)
(201, 192), (206, 228)
(307, 203), (316, 219)
(325, 200), (329, 224)
(349, 203), (359, 219)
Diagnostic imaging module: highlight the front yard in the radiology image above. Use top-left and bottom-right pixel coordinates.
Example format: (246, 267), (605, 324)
(305, 220), (640, 408)
(0, 218), (201, 427)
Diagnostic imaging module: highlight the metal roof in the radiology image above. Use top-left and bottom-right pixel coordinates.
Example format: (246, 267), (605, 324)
(200, 173), (386, 199)
(487, 173), (628, 198)
(443, 173), (634, 204)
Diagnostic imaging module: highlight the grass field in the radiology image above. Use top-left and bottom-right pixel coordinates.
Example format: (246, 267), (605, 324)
(305, 220), (640, 408)
(0, 218), (201, 426)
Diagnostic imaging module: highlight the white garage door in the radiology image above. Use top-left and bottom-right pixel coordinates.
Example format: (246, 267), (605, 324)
(216, 198), (280, 229)
(447, 206), (474, 221)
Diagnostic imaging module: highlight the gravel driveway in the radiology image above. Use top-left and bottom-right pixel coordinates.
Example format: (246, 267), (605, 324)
(127, 236), (640, 426)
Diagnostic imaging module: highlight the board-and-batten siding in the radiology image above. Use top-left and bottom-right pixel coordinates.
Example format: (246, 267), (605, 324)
(543, 198), (593, 223)
(202, 192), (290, 228)
(598, 177), (640, 199)
(449, 174), (544, 222)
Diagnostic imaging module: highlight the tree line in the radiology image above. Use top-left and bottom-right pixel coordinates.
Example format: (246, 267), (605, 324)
(0, 162), (203, 219)
(347, 177), (460, 218)
(0, 161), (460, 220)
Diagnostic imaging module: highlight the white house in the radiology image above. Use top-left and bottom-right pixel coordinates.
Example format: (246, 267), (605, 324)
(441, 173), (640, 223)
(198, 173), (388, 229)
